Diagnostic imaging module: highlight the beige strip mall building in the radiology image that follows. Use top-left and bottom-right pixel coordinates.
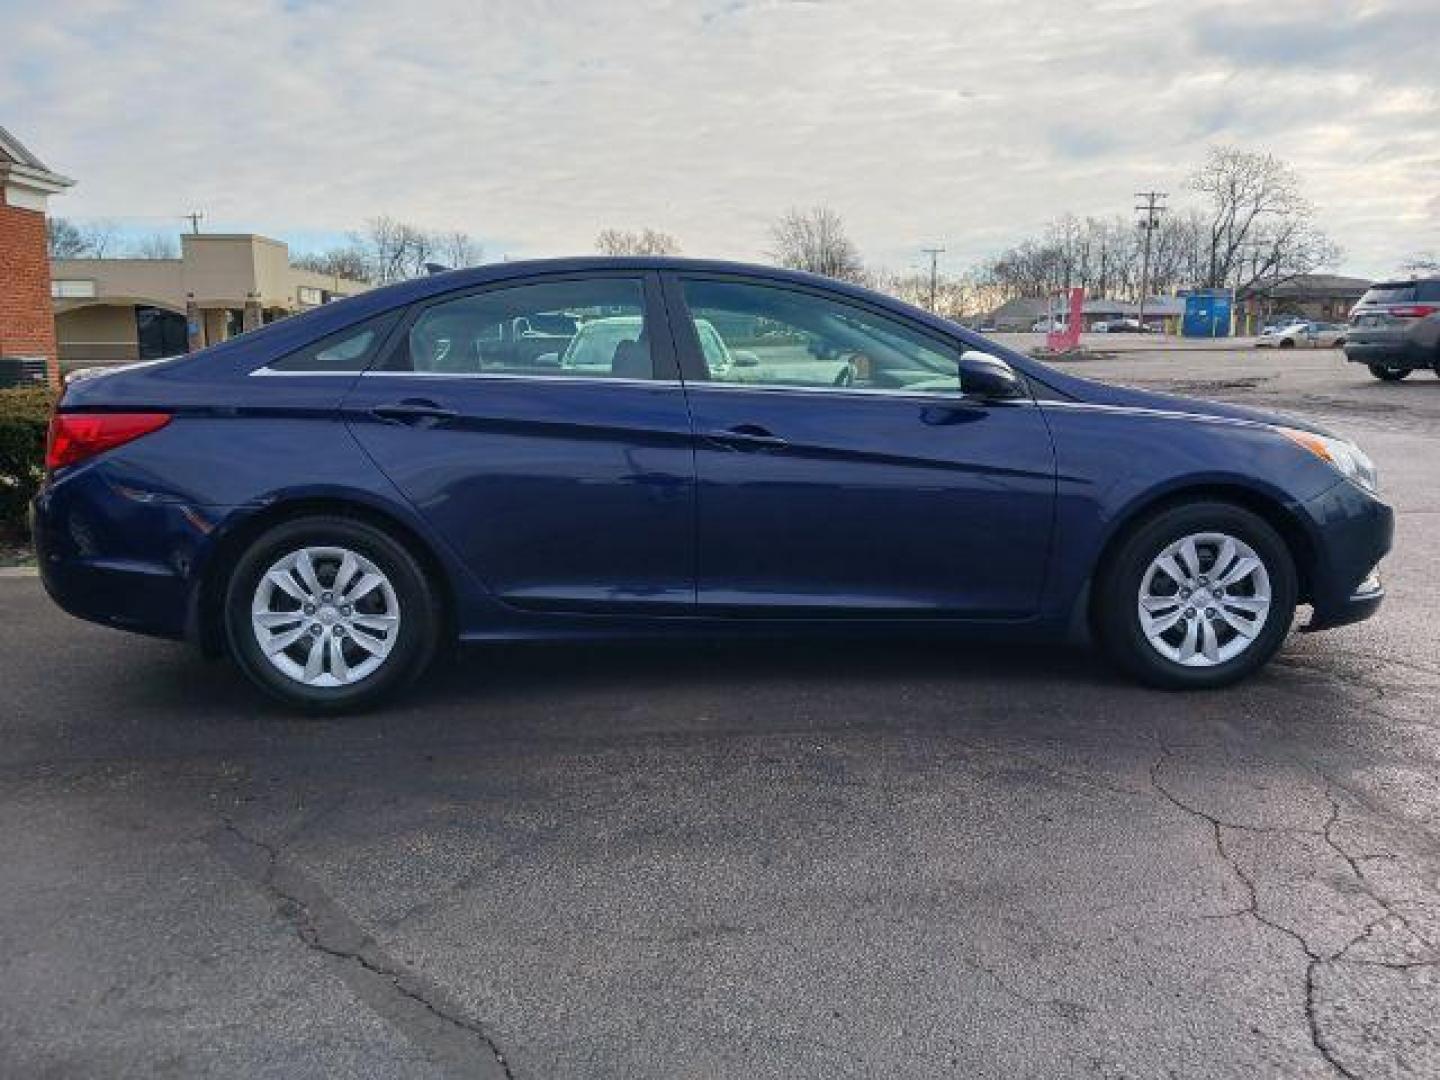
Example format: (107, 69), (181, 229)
(51, 233), (370, 368)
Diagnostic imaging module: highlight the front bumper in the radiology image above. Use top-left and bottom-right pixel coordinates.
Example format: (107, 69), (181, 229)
(1298, 480), (1393, 632)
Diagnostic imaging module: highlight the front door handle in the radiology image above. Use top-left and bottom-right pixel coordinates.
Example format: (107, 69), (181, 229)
(371, 400), (459, 426)
(706, 424), (789, 451)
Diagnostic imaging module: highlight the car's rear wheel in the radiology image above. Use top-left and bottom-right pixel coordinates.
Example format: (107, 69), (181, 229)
(224, 516), (441, 712)
(1094, 502), (1297, 689)
(1279, 338), (1295, 348)
(1368, 363), (1410, 381)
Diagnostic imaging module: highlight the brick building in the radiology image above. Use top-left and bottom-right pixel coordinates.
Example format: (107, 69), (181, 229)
(1, 126), (72, 385)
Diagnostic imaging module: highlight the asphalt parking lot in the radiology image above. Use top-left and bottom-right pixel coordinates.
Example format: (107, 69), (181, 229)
(3, 344), (1438, 1079)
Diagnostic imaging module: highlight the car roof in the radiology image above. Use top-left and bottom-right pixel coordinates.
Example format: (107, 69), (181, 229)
(348, 257), (880, 312)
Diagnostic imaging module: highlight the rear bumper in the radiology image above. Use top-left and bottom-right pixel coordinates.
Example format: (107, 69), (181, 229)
(32, 468), (232, 642)
(1344, 338), (1430, 369)
(1298, 481), (1393, 632)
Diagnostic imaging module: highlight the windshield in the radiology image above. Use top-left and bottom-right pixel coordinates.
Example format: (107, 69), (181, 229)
(524, 313), (578, 335)
(563, 317), (642, 367)
(695, 321), (730, 369)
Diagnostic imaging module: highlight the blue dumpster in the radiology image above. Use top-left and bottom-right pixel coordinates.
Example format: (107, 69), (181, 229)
(1182, 291), (1232, 338)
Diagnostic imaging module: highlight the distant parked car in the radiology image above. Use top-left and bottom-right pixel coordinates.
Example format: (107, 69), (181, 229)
(1344, 277), (1440, 381)
(1256, 322), (1347, 349)
(1094, 318), (1146, 334)
(1260, 316), (1307, 336)
(1030, 318), (1067, 333)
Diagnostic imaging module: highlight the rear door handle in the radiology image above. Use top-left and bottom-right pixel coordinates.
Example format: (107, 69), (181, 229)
(371, 400), (459, 426)
(706, 424), (789, 450)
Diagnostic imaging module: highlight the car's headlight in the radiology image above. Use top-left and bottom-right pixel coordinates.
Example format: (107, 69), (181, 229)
(1276, 427), (1378, 494)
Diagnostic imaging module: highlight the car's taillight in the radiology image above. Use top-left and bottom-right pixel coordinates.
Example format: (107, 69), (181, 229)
(1388, 305), (1437, 318)
(45, 412), (172, 471)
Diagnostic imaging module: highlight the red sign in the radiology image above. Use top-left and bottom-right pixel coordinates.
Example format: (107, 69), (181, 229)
(1046, 288), (1084, 352)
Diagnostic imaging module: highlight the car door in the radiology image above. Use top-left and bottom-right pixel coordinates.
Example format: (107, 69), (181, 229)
(342, 272), (696, 613)
(663, 273), (1056, 618)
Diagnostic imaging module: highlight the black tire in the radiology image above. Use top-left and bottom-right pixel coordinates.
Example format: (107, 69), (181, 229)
(1368, 363), (1410, 381)
(1333, 339), (1346, 348)
(224, 515), (441, 712)
(1278, 338), (1295, 348)
(1093, 501), (1297, 690)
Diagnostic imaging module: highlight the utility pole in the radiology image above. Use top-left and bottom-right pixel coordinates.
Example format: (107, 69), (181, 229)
(921, 246), (945, 312)
(182, 211), (205, 235)
(1134, 192), (1166, 329)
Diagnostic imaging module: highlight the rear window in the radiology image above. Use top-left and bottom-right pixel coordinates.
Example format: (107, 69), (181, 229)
(1417, 280), (1440, 302)
(1358, 282), (1416, 305)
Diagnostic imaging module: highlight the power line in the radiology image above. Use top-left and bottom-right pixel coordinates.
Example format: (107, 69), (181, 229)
(921, 246), (945, 311)
(1135, 192), (1167, 328)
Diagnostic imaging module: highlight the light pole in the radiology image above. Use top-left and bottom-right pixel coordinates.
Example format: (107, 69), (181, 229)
(921, 246), (945, 312)
(1135, 192), (1166, 329)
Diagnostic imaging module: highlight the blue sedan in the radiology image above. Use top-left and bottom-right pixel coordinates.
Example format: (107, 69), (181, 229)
(34, 258), (1392, 710)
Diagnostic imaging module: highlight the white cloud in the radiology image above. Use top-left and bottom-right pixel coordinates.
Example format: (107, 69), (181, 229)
(4, 0), (1436, 277)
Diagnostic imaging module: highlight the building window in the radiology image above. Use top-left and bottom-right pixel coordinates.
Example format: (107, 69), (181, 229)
(135, 306), (188, 360)
(297, 286), (324, 306)
(51, 279), (96, 299)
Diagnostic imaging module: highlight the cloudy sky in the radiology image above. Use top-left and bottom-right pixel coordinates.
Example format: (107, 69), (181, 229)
(3, 0), (1437, 278)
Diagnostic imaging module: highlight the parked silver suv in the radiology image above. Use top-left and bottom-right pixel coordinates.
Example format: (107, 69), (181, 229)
(1344, 277), (1440, 381)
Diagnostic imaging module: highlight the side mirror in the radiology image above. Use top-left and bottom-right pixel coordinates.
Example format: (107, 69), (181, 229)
(958, 350), (1025, 400)
(731, 350), (760, 367)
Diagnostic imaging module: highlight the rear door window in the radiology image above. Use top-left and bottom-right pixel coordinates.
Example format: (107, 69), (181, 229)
(382, 278), (657, 379)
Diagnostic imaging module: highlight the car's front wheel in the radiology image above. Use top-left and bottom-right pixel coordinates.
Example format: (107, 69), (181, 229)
(1094, 502), (1297, 689)
(1368, 363), (1410, 381)
(224, 515), (441, 711)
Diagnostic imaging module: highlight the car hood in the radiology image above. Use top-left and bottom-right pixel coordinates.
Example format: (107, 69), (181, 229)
(1028, 367), (1338, 438)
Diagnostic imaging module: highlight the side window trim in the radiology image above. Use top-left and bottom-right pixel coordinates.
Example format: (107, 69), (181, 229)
(660, 272), (986, 400)
(366, 271), (682, 382)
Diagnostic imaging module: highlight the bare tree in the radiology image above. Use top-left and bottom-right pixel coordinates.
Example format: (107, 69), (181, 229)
(434, 229), (482, 269)
(1399, 252), (1440, 276)
(293, 218), (483, 283)
(128, 232), (180, 259)
(81, 220), (119, 258)
(291, 244), (373, 282)
(45, 217), (119, 258)
(1189, 145), (1337, 291)
(872, 269), (991, 322)
(46, 217), (88, 258)
(767, 207), (866, 283)
(595, 227), (682, 256)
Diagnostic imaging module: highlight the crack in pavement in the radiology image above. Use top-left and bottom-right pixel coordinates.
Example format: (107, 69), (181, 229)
(213, 820), (514, 1080)
(1149, 745), (1361, 1079)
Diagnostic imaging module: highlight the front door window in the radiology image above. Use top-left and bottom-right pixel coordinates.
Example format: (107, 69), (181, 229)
(678, 279), (963, 395)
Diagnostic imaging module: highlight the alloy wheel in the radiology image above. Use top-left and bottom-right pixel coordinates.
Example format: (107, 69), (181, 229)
(1137, 532), (1272, 667)
(250, 545), (401, 687)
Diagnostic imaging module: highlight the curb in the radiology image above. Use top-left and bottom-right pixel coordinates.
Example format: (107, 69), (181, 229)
(0, 566), (39, 578)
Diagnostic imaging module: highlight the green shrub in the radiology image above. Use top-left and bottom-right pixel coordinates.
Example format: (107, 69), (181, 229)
(0, 387), (56, 538)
